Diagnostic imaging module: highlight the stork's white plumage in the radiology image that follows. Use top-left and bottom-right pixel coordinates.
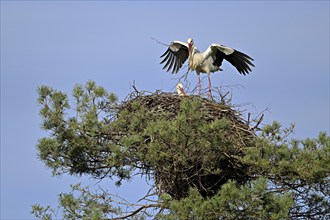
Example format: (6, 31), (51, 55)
(160, 38), (255, 97)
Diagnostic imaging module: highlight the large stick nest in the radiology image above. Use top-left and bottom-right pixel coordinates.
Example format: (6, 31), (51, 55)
(118, 91), (259, 199)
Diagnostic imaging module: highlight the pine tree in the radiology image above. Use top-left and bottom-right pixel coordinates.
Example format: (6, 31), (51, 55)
(32, 81), (330, 219)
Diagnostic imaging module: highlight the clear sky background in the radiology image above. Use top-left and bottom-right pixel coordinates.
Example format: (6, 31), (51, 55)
(1, 1), (329, 219)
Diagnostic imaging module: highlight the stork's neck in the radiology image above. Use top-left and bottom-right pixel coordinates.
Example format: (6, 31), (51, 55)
(188, 46), (195, 68)
(189, 45), (196, 56)
(188, 45), (198, 71)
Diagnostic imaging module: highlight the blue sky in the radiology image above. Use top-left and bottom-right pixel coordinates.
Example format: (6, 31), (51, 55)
(1, 1), (329, 219)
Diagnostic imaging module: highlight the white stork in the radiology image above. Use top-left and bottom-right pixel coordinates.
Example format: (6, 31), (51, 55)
(160, 38), (255, 97)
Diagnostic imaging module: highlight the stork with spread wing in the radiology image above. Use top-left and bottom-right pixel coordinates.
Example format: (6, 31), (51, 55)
(160, 38), (255, 97)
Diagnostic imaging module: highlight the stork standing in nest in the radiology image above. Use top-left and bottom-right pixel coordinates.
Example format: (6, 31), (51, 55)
(160, 38), (255, 97)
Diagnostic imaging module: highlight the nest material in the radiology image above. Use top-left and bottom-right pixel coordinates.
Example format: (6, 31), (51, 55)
(122, 92), (249, 124)
(119, 92), (257, 199)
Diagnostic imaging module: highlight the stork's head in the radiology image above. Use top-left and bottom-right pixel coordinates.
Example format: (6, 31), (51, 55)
(187, 38), (194, 54)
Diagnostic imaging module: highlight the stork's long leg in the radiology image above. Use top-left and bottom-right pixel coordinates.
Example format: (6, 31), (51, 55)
(197, 73), (201, 96)
(208, 73), (211, 98)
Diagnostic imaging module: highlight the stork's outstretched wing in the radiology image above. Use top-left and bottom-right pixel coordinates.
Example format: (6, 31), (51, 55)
(160, 41), (189, 74)
(206, 44), (255, 75)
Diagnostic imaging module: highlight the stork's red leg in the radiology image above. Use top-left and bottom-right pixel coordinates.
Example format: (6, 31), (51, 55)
(198, 73), (201, 96)
(208, 73), (211, 98)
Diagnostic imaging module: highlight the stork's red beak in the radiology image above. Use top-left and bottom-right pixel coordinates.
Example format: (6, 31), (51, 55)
(180, 87), (187, 96)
